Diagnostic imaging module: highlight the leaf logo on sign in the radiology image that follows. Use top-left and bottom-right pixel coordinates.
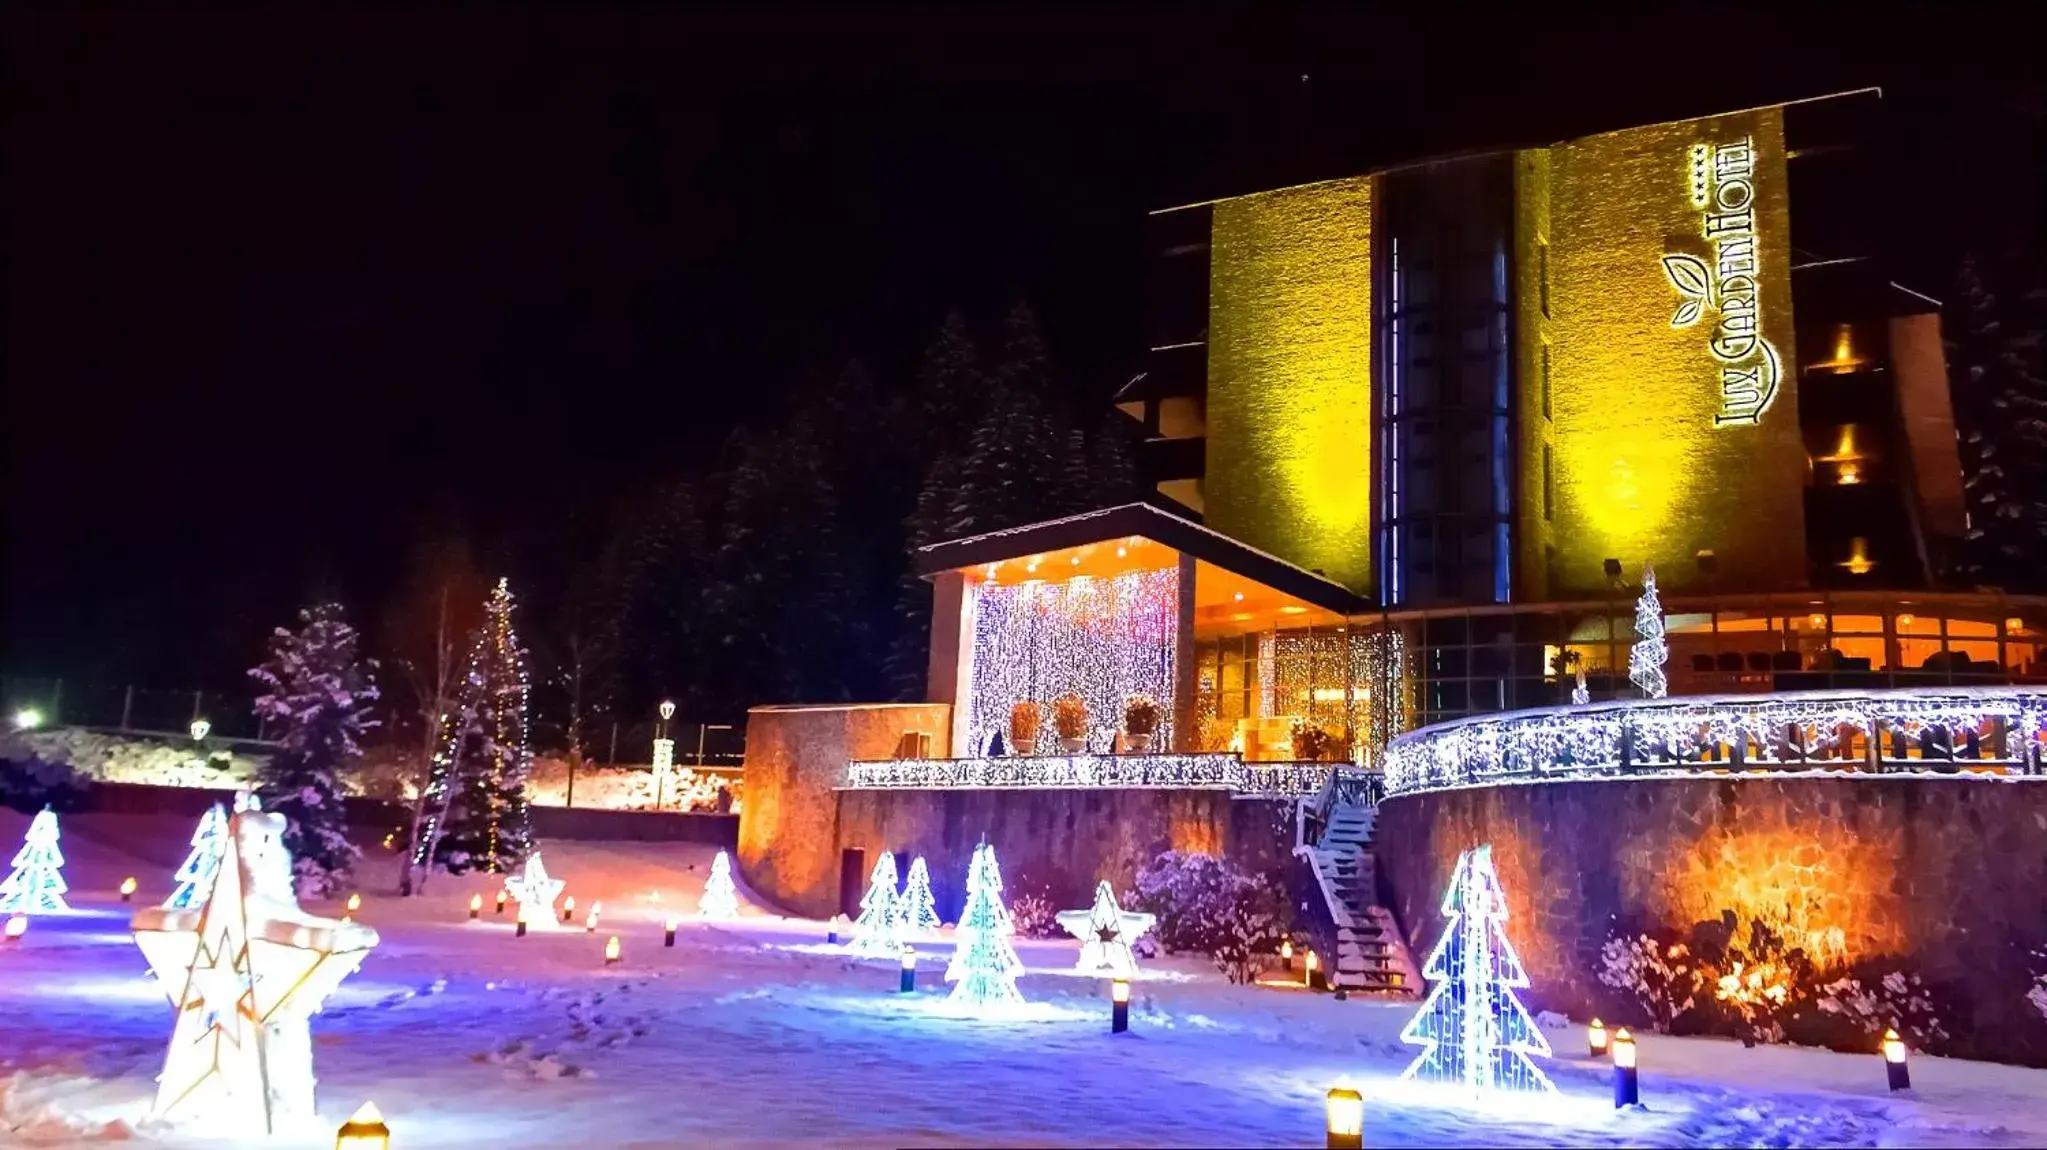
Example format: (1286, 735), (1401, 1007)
(1662, 254), (1709, 328)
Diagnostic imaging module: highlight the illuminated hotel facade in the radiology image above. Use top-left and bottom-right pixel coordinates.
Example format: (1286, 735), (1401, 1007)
(918, 90), (2047, 760)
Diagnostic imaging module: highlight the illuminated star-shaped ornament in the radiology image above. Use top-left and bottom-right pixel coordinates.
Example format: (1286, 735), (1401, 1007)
(133, 811), (378, 1136)
(1056, 881), (1155, 978)
(503, 851), (565, 928)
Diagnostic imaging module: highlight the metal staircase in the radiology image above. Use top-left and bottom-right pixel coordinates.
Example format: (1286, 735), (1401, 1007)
(1294, 770), (1420, 996)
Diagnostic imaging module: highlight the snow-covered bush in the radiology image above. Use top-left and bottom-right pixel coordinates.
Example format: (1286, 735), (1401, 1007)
(1132, 850), (1293, 984)
(1816, 967), (1950, 1051)
(0, 728), (260, 791)
(1708, 916), (1816, 1046)
(1008, 890), (1062, 939)
(1598, 930), (1703, 1033)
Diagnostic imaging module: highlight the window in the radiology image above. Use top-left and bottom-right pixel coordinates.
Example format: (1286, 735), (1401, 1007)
(1540, 343), (1552, 421)
(1542, 446), (1554, 522)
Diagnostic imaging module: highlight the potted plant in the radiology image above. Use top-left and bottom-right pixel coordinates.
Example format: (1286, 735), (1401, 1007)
(1123, 694), (1162, 753)
(1290, 719), (1331, 762)
(1052, 693), (1088, 753)
(1009, 701), (1043, 756)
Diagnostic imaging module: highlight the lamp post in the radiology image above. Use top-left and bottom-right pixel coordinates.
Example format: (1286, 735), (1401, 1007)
(653, 701), (676, 811)
(1325, 1080), (1364, 1149)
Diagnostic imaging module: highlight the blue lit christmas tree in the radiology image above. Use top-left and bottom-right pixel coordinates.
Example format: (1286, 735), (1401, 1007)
(1400, 844), (1555, 1097)
(848, 851), (901, 956)
(164, 804), (229, 910)
(946, 842), (1025, 1009)
(0, 808), (71, 915)
(894, 855), (940, 934)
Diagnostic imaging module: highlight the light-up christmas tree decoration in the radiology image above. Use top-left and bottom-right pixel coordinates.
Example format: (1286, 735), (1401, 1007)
(946, 843), (1025, 1009)
(1055, 880), (1156, 978)
(0, 809), (70, 915)
(132, 810), (379, 1134)
(165, 805), (230, 910)
(697, 850), (739, 919)
(894, 856), (940, 934)
(1629, 564), (1668, 700)
(848, 852), (902, 956)
(415, 578), (533, 876)
(1400, 844), (1555, 1098)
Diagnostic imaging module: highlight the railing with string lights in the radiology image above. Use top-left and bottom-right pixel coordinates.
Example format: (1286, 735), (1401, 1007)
(841, 753), (1335, 797)
(1382, 686), (2047, 797)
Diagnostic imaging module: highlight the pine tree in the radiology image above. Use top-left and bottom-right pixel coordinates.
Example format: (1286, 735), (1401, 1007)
(946, 843), (1025, 1008)
(698, 849), (739, 919)
(164, 804), (229, 910)
(1949, 255), (2047, 588)
(0, 808), (70, 914)
(894, 855), (940, 934)
(1088, 409), (1140, 509)
(1628, 564), (1668, 700)
(1400, 844), (1555, 1096)
(425, 578), (535, 875)
(848, 851), (902, 956)
(250, 602), (379, 897)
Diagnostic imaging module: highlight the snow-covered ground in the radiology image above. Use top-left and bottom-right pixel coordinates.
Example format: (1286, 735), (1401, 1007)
(2, 809), (2045, 1148)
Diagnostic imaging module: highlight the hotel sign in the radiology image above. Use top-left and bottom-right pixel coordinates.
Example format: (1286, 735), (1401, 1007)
(1661, 136), (1781, 428)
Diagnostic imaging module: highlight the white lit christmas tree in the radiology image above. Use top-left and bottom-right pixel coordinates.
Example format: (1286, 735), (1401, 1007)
(894, 855), (940, 935)
(1400, 844), (1555, 1098)
(848, 852), (902, 956)
(165, 804), (230, 910)
(698, 849), (739, 919)
(415, 578), (533, 877)
(0, 808), (71, 915)
(1629, 563), (1669, 700)
(946, 843), (1025, 1009)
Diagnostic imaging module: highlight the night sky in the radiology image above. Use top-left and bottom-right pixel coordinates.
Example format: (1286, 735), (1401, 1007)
(5, 8), (2040, 689)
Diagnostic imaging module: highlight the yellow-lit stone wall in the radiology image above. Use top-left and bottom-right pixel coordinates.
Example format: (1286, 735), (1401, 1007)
(1204, 178), (1374, 594)
(1534, 109), (1806, 595)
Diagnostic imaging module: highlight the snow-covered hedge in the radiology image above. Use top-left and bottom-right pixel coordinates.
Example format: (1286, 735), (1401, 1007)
(1132, 850), (1294, 984)
(0, 728), (259, 790)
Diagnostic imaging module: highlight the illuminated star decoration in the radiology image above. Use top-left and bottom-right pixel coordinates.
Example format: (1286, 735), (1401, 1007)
(1399, 844), (1555, 1099)
(132, 811), (380, 1135)
(503, 851), (565, 928)
(1055, 880), (1155, 978)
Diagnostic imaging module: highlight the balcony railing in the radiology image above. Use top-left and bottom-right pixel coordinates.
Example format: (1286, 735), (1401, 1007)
(842, 752), (1334, 797)
(1382, 686), (2047, 797)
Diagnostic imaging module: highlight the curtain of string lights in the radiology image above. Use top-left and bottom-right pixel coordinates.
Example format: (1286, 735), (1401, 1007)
(842, 753), (1332, 797)
(967, 570), (1178, 755)
(1382, 686), (2047, 796)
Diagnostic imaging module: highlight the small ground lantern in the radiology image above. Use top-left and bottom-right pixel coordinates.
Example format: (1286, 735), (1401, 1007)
(1588, 1017), (1609, 1058)
(1111, 978), (1130, 1033)
(1281, 939), (1294, 972)
(1612, 1027), (1640, 1108)
(495, 890), (507, 915)
(664, 917), (679, 948)
(562, 895), (576, 923)
(468, 893), (482, 920)
(900, 946), (917, 993)
(336, 1100), (390, 1149)
(1325, 1079), (1363, 1149)
(4, 914), (25, 942)
(1883, 1028), (1911, 1091)
(586, 902), (602, 933)
(344, 893), (362, 920)
(604, 935), (622, 966)
(120, 876), (138, 903)
(1305, 949), (1322, 990)
(515, 906), (530, 938)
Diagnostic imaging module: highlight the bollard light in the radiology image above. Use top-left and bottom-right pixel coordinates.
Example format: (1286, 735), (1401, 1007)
(586, 902), (601, 933)
(1325, 1079), (1364, 1150)
(467, 893), (482, 919)
(495, 890), (507, 915)
(4, 914), (25, 942)
(345, 893), (362, 917)
(515, 905), (529, 938)
(664, 917), (679, 948)
(900, 946), (917, 994)
(120, 876), (138, 903)
(604, 935), (622, 966)
(1588, 1017), (1608, 1058)
(1883, 1027), (1910, 1092)
(1282, 938), (1294, 972)
(335, 1100), (390, 1150)
(1305, 949), (1323, 991)
(1612, 1027), (1640, 1108)
(562, 896), (576, 923)
(1111, 978), (1130, 1034)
